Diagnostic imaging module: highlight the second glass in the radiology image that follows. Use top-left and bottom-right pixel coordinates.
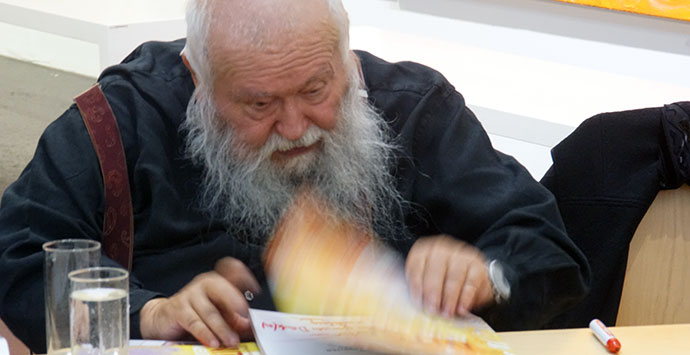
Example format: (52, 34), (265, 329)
(43, 239), (101, 355)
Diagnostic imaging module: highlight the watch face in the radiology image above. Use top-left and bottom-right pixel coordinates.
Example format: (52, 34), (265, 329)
(489, 260), (511, 303)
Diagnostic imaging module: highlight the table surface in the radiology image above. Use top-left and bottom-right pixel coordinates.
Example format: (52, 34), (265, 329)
(30, 323), (690, 355)
(499, 323), (690, 354)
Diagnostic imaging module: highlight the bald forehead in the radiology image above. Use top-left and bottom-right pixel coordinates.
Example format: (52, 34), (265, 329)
(207, 0), (335, 49)
(210, 0), (330, 19)
(203, 0), (343, 82)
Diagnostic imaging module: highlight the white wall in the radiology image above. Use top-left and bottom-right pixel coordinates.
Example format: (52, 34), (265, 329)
(0, 0), (187, 77)
(2, 0), (689, 178)
(342, 0), (690, 178)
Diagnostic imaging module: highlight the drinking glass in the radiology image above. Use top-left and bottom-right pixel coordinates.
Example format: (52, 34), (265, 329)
(43, 239), (101, 355)
(69, 267), (129, 355)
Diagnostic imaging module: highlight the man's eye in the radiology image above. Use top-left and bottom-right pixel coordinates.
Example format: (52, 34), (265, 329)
(252, 101), (270, 110)
(304, 84), (326, 97)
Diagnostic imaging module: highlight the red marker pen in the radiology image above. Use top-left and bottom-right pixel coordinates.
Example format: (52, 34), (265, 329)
(589, 319), (621, 353)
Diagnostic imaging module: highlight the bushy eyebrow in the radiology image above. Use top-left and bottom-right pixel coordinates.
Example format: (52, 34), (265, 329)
(236, 91), (272, 102)
(235, 64), (335, 102)
(302, 66), (334, 88)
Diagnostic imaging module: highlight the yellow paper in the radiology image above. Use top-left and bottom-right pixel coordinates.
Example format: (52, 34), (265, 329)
(129, 341), (260, 355)
(264, 192), (512, 355)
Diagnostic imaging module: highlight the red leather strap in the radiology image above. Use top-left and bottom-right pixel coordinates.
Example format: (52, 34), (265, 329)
(74, 84), (133, 270)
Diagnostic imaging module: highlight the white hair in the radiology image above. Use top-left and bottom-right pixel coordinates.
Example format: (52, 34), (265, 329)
(180, 0), (407, 243)
(181, 56), (406, 243)
(183, 0), (351, 89)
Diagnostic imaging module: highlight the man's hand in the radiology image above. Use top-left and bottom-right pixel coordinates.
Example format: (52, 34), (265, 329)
(139, 257), (261, 348)
(405, 235), (493, 318)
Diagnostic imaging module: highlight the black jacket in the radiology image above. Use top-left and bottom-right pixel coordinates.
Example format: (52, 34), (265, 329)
(542, 102), (690, 327)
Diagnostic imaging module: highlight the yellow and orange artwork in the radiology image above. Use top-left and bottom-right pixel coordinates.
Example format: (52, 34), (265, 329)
(554, 0), (689, 21)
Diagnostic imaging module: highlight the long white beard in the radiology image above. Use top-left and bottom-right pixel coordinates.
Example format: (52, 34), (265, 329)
(182, 72), (404, 243)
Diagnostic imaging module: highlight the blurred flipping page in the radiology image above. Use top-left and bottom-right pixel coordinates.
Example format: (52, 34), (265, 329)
(260, 191), (514, 355)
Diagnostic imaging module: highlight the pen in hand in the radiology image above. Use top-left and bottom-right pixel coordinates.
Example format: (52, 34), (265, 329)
(589, 319), (621, 353)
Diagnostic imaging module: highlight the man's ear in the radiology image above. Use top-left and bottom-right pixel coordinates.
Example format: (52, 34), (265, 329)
(181, 52), (199, 87)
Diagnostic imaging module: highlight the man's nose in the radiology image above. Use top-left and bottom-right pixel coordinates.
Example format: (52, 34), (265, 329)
(275, 99), (309, 141)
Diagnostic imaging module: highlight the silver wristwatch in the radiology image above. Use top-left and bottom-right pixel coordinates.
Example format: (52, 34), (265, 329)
(488, 259), (511, 304)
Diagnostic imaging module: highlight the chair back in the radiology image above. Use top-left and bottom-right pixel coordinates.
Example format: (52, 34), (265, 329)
(0, 319), (29, 355)
(617, 185), (690, 325)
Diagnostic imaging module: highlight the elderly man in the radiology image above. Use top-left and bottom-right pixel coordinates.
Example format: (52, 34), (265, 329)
(0, 0), (588, 352)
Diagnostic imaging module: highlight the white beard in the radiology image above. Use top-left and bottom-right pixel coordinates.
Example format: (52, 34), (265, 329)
(182, 70), (404, 244)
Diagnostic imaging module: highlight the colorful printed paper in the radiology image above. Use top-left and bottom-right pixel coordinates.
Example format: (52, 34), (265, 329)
(129, 340), (260, 355)
(263, 192), (513, 354)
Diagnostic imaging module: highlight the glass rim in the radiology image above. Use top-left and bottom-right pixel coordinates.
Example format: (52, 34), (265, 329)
(68, 267), (129, 283)
(42, 239), (101, 252)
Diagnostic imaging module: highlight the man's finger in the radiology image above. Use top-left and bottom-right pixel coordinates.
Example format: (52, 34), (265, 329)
(477, 276), (494, 306)
(405, 242), (427, 304)
(205, 274), (253, 326)
(421, 244), (448, 314)
(215, 257), (261, 295)
(175, 295), (223, 348)
(457, 283), (478, 316)
(441, 256), (468, 317)
(457, 262), (486, 314)
(229, 314), (253, 340)
(188, 291), (239, 347)
(471, 267), (494, 310)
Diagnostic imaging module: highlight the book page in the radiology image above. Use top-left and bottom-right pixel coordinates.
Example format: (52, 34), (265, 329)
(250, 309), (381, 355)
